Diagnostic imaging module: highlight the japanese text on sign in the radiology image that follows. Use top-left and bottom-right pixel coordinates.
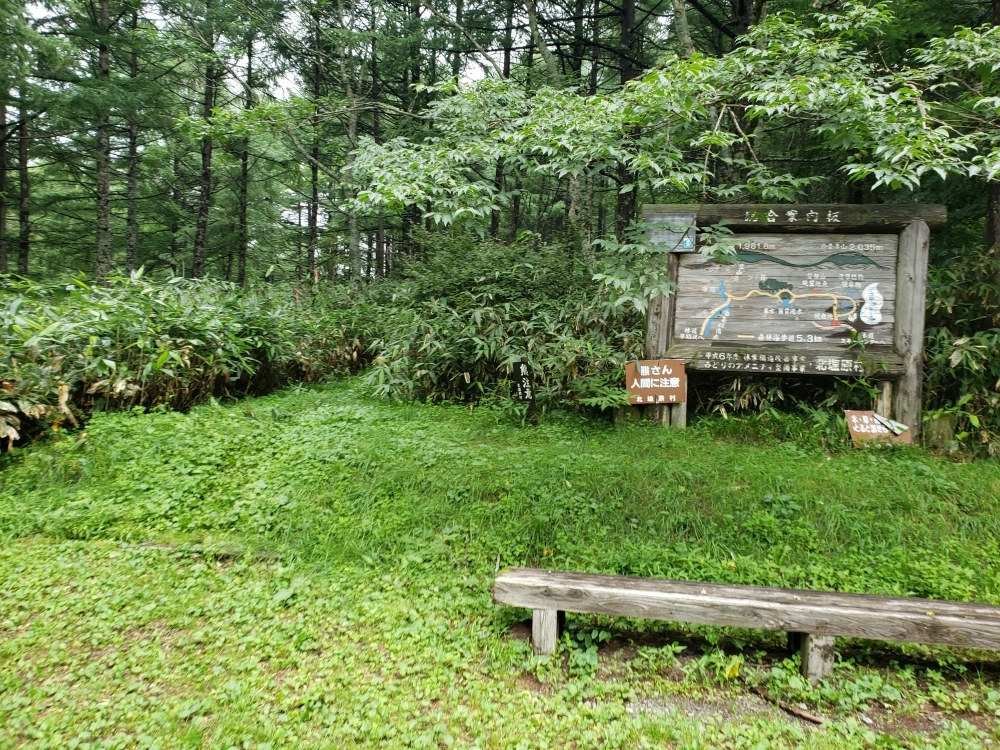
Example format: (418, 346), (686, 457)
(625, 360), (687, 405)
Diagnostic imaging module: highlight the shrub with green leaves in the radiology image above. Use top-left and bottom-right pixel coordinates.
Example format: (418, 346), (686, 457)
(0, 273), (368, 445)
(362, 235), (644, 412)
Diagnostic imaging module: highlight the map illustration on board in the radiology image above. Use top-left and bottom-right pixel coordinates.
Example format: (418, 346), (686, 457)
(672, 234), (898, 352)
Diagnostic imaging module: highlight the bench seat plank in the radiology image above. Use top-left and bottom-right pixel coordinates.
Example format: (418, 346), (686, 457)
(494, 568), (1000, 650)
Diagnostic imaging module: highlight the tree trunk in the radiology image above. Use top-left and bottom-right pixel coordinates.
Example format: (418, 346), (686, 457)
(510, 174), (522, 240)
(0, 102), (7, 273)
(589, 0), (601, 94)
(619, 0), (636, 84)
(526, 0), (559, 82)
(672, 0), (695, 57)
(372, 44), (386, 276)
(307, 9), (321, 281)
(614, 0), (638, 240)
(126, 10), (140, 272)
(95, 0), (113, 279)
(18, 109), (28, 275)
(192, 6), (215, 279)
(572, 0), (585, 82)
(452, 0), (464, 77)
(503, 0), (514, 78)
(237, 33), (253, 286)
(169, 154), (185, 270)
(491, 158), (504, 238)
(338, 0), (362, 287)
(988, 0), (1000, 254)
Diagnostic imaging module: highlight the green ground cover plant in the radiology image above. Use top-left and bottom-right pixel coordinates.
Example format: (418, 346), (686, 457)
(2, 380), (1000, 748)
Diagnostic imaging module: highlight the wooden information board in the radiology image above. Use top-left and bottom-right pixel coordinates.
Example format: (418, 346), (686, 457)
(640, 204), (946, 439)
(672, 234), (898, 375)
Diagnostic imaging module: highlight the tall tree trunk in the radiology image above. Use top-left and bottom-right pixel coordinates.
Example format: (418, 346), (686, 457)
(452, 0), (464, 77)
(0, 102), (7, 273)
(338, 0), (362, 287)
(307, 9), (321, 281)
(372, 43), (386, 276)
(613, 0), (638, 239)
(510, 174), (522, 240)
(169, 154), (185, 270)
(572, 0), (585, 82)
(988, 0), (1000, 254)
(503, 0), (514, 78)
(672, 0), (695, 57)
(619, 0), (636, 84)
(491, 158), (504, 238)
(730, 0), (752, 37)
(589, 0), (601, 94)
(126, 9), (140, 272)
(238, 34), (253, 286)
(192, 4), (215, 279)
(95, 0), (113, 279)
(18, 109), (28, 275)
(526, 0), (559, 81)
(348, 122), (360, 284)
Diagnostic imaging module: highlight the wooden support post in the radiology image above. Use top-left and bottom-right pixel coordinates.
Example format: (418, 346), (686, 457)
(892, 220), (929, 440)
(670, 400), (687, 428)
(645, 252), (681, 427)
(875, 380), (892, 418)
(532, 609), (560, 655)
(799, 634), (835, 686)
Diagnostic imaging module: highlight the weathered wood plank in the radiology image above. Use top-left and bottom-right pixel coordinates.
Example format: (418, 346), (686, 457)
(645, 250), (681, 426)
(643, 204), (947, 232)
(666, 344), (906, 377)
(498, 569), (1000, 623)
(801, 634), (836, 685)
(875, 380), (893, 418)
(532, 608), (560, 655)
(494, 569), (1000, 650)
(892, 220), (930, 439)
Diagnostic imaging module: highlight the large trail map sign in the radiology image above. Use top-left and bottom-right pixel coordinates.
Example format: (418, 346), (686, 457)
(641, 204), (946, 437)
(673, 234), (897, 375)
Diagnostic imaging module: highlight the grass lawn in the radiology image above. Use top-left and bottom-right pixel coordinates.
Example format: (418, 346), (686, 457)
(2, 380), (1000, 748)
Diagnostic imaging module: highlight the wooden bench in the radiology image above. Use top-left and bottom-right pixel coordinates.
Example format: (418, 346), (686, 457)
(493, 568), (1000, 684)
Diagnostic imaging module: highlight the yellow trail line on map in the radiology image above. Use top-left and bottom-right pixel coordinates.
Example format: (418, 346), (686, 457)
(700, 289), (859, 337)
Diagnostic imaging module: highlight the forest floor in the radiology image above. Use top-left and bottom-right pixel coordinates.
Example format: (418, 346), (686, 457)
(2, 380), (1000, 748)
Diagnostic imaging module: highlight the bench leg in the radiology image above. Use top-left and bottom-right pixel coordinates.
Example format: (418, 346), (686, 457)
(532, 609), (560, 655)
(800, 634), (835, 686)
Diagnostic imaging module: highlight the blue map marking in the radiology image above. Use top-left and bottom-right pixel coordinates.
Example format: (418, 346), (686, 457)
(702, 280), (730, 337)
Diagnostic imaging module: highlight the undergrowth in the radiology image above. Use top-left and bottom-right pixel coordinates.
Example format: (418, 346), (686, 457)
(2, 381), (1000, 747)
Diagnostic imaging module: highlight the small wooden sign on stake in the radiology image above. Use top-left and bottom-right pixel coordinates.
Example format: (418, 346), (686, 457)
(625, 360), (687, 406)
(514, 357), (537, 421)
(844, 410), (913, 445)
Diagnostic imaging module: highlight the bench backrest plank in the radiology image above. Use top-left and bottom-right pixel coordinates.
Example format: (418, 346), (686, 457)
(494, 568), (1000, 650)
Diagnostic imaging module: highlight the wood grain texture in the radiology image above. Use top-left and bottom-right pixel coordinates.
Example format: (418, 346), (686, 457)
(494, 569), (1000, 650)
(801, 634), (836, 685)
(644, 253), (680, 426)
(875, 380), (893, 419)
(893, 220), (930, 439)
(532, 608), (559, 655)
(643, 204), (947, 231)
(673, 234), (897, 354)
(666, 344), (906, 377)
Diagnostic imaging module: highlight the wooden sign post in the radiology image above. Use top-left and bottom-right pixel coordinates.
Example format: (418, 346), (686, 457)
(514, 357), (537, 422)
(642, 204), (946, 439)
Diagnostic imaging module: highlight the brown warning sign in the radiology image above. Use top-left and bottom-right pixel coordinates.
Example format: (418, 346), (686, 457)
(625, 360), (686, 405)
(845, 410), (913, 445)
